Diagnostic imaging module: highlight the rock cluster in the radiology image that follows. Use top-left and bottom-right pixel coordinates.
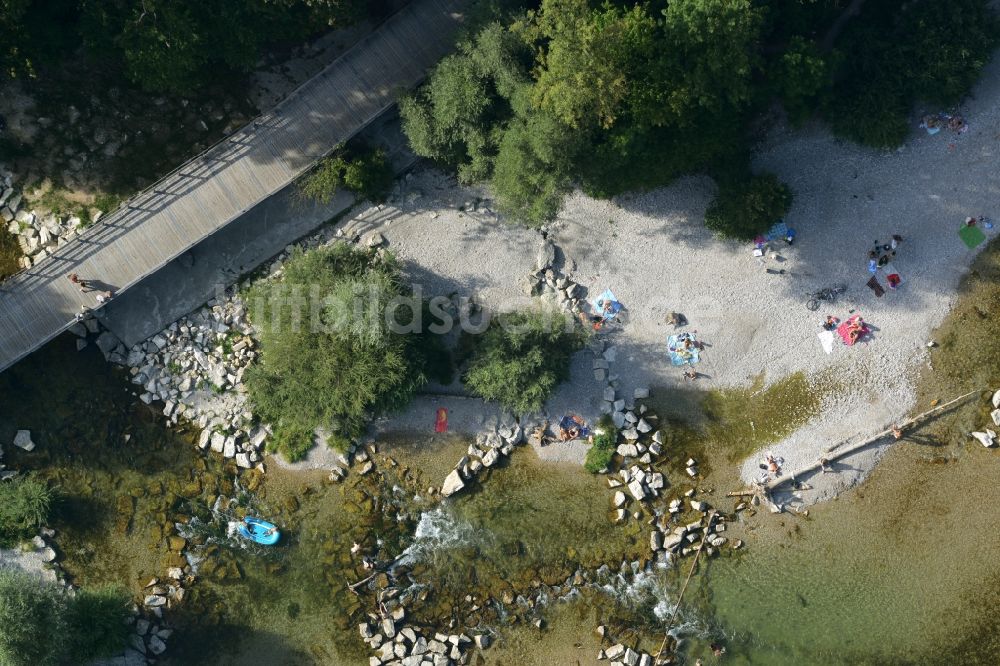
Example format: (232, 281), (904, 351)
(0, 175), (88, 269)
(440, 425), (523, 497)
(597, 642), (657, 666)
(141, 567), (191, 618)
(522, 237), (586, 318)
(87, 293), (271, 468)
(972, 389), (1000, 447)
(589, 336), (651, 437)
(125, 605), (174, 661)
(361, 612), (487, 666)
(26, 530), (62, 584)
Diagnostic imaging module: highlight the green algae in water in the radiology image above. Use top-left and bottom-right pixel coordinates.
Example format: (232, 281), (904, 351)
(0, 336), (229, 591)
(701, 371), (822, 462)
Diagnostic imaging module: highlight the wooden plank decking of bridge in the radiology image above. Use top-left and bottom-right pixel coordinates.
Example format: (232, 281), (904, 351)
(0, 0), (465, 373)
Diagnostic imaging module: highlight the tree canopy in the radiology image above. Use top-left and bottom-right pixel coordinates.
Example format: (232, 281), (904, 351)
(401, 0), (999, 234)
(245, 244), (449, 460)
(1, 0), (371, 92)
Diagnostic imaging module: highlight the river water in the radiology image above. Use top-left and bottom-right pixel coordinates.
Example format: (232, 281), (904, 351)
(3, 244), (1000, 664)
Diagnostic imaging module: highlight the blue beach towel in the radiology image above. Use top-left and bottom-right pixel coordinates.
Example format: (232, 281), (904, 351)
(667, 333), (700, 366)
(591, 289), (622, 321)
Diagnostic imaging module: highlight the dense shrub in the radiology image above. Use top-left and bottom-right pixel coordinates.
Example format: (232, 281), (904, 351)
(0, 475), (53, 545)
(66, 585), (131, 662)
(704, 173), (792, 241)
(0, 572), (130, 666)
(299, 145), (393, 204)
(584, 419), (617, 474)
(0, 570), (67, 666)
(245, 244), (449, 460)
(463, 309), (585, 414)
(827, 0), (999, 148)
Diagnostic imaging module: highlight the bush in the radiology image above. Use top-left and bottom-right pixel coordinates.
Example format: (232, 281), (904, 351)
(0, 572), (129, 666)
(0, 570), (68, 666)
(0, 475), (54, 545)
(463, 309), (585, 414)
(245, 244), (448, 460)
(704, 173), (792, 240)
(584, 430), (617, 474)
(299, 144), (393, 204)
(66, 585), (131, 662)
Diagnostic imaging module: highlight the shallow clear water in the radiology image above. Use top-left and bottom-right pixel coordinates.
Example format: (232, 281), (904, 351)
(7, 333), (1000, 665)
(697, 431), (1000, 665)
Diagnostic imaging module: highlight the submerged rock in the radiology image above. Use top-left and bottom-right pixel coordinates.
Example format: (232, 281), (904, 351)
(13, 430), (34, 451)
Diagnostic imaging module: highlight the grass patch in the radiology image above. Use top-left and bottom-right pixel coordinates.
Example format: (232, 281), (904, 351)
(701, 371), (822, 462)
(0, 231), (21, 280)
(916, 237), (1000, 433)
(584, 415), (617, 473)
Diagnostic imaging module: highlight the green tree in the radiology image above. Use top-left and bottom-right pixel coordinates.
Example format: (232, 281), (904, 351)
(658, 0), (763, 121)
(79, 0), (368, 93)
(245, 244), (446, 459)
(490, 112), (574, 226)
(399, 22), (530, 183)
(826, 0), (999, 148)
(0, 475), (53, 545)
(0, 571), (68, 666)
(775, 36), (830, 124)
(463, 309), (584, 414)
(524, 0), (661, 130)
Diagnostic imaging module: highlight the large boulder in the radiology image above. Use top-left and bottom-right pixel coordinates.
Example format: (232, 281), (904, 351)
(481, 448), (500, 468)
(95, 331), (120, 355)
(535, 240), (555, 271)
(441, 469), (466, 497)
(627, 479), (647, 501)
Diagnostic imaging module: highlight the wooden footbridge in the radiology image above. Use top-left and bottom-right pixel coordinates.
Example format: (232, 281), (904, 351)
(0, 0), (465, 372)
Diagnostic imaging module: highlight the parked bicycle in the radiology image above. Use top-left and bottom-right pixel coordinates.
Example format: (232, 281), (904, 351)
(805, 284), (847, 311)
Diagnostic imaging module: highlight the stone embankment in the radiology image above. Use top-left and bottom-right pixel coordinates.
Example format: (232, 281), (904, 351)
(0, 171), (103, 270)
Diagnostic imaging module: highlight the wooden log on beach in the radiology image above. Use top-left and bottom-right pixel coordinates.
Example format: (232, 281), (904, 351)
(765, 389), (980, 490)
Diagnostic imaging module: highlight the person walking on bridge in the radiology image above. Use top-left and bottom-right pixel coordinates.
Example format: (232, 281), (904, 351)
(67, 273), (90, 292)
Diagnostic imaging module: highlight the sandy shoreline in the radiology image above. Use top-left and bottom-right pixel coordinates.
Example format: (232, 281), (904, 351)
(347, 52), (1000, 505)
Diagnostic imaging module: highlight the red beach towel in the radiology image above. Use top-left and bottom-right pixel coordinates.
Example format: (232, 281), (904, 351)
(434, 408), (448, 433)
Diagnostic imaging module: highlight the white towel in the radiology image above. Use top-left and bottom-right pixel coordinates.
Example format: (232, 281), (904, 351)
(817, 330), (835, 354)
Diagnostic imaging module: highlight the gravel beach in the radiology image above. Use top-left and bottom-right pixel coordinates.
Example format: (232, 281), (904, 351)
(350, 53), (1000, 504)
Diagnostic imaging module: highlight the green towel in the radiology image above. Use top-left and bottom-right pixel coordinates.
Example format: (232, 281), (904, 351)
(959, 225), (986, 249)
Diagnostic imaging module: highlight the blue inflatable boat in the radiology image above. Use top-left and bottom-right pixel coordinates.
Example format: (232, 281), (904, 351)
(238, 517), (281, 546)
